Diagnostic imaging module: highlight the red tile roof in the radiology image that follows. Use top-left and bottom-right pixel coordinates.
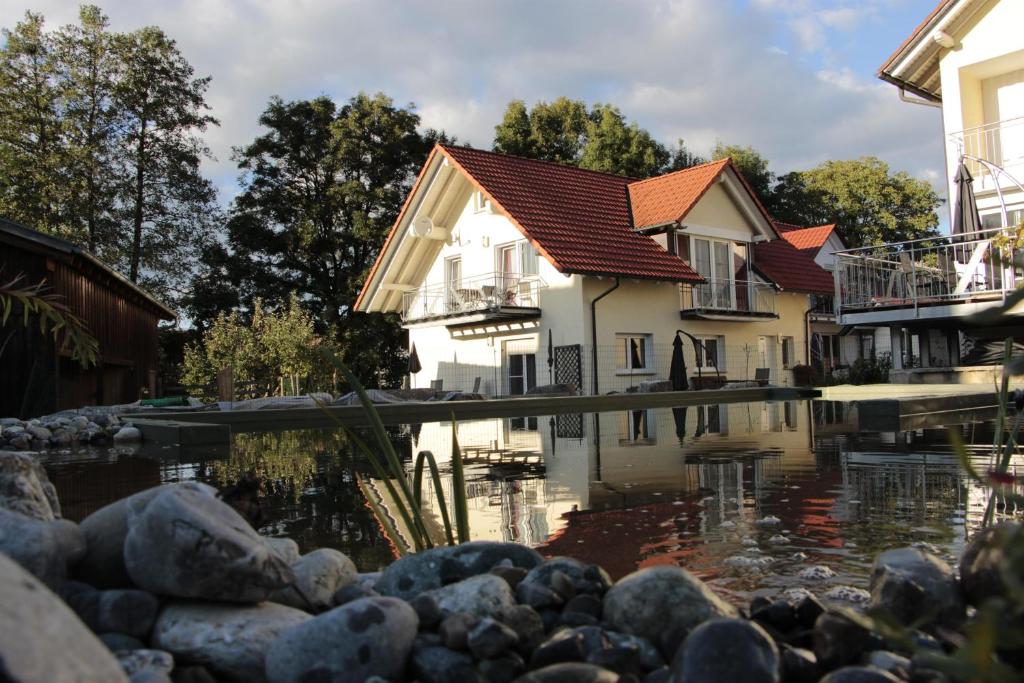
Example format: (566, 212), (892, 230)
(627, 159), (730, 229)
(775, 223), (837, 254)
(753, 238), (834, 295)
(440, 145), (703, 283)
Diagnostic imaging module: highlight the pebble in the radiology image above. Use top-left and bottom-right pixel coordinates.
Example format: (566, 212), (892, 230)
(798, 565), (836, 581)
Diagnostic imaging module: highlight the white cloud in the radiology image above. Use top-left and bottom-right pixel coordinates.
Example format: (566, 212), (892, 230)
(0, 0), (944, 208)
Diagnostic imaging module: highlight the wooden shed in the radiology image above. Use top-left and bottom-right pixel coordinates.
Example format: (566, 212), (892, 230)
(1, 217), (176, 418)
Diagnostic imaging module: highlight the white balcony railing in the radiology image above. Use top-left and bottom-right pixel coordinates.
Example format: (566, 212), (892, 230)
(680, 278), (776, 315)
(949, 116), (1024, 186)
(834, 227), (1022, 318)
(401, 272), (545, 322)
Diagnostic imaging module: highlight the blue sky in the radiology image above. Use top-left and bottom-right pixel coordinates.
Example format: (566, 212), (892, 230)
(2, 0), (946, 223)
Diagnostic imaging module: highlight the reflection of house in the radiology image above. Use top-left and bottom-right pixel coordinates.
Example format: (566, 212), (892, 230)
(356, 146), (833, 395)
(843, 0), (1024, 382)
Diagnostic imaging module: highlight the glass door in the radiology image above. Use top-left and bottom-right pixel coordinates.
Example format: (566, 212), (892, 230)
(508, 353), (536, 395)
(445, 256), (462, 313)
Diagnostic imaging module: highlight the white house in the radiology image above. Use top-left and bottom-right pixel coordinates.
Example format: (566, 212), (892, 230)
(356, 145), (834, 396)
(837, 0), (1024, 381)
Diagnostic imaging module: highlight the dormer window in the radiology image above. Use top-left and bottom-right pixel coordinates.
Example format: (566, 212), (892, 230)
(473, 190), (489, 213)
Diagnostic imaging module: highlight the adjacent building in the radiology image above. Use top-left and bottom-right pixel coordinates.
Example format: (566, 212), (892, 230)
(356, 145), (833, 396)
(0, 217), (175, 417)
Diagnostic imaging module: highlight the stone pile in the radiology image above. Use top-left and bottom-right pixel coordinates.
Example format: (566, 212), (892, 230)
(0, 413), (142, 450)
(0, 447), (1022, 683)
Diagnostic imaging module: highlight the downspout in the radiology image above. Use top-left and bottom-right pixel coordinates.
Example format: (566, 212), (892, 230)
(898, 88), (941, 109)
(804, 303), (814, 381)
(590, 278), (620, 395)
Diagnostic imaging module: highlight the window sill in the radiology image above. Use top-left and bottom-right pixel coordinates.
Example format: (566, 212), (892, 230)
(615, 369), (656, 376)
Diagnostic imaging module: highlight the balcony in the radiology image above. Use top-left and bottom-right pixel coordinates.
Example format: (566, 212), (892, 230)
(834, 227), (1022, 325)
(401, 272), (545, 325)
(948, 116), (1024, 193)
(680, 279), (777, 321)
(809, 293), (835, 320)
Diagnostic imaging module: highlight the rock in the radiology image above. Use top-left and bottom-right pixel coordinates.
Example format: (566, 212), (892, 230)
(52, 517), (87, 566)
(410, 593), (443, 628)
(131, 670), (173, 683)
(0, 449), (61, 519)
(78, 483), (218, 588)
(333, 582), (377, 606)
(265, 596), (418, 683)
(375, 541), (543, 599)
(468, 617), (519, 658)
(26, 424), (52, 441)
(587, 645), (644, 678)
(124, 484), (294, 602)
(813, 611), (883, 670)
(565, 593), (603, 619)
(270, 548), (357, 612)
(869, 547), (964, 626)
(153, 601), (311, 683)
(959, 522), (1021, 606)
(780, 646), (819, 683)
(0, 506), (78, 587)
(530, 629), (589, 668)
(170, 665), (218, 683)
(497, 604), (545, 653)
(491, 565), (529, 590)
(671, 618), (780, 683)
(645, 666), (671, 683)
(263, 537), (301, 565)
(478, 652), (525, 683)
(412, 644), (481, 683)
(513, 662), (620, 683)
(0, 552), (129, 682)
(94, 589), (162, 638)
(517, 581), (565, 609)
(117, 649), (175, 677)
(440, 612), (478, 650)
(605, 632), (664, 671)
(866, 650), (911, 675)
(425, 573), (516, 618)
(520, 557), (612, 597)
(101, 632), (147, 652)
(603, 565), (737, 657)
(819, 666), (902, 682)
(793, 594), (826, 629)
(114, 426), (143, 443)
(752, 599), (797, 633)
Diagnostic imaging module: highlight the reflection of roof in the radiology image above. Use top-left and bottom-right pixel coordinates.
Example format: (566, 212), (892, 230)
(754, 238), (835, 295)
(440, 145), (704, 283)
(775, 222), (838, 255)
(0, 216), (176, 319)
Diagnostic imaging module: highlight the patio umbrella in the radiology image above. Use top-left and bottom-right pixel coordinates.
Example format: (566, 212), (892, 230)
(408, 343), (422, 375)
(952, 161), (983, 236)
(630, 338), (643, 369)
(547, 329), (554, 385)
(672, 406), (688, 442)
(669, 333), (689, 391)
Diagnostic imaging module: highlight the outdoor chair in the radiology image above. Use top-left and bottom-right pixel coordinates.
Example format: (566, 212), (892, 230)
(430, 379), (443, 390)
(472, 376), (482, 393)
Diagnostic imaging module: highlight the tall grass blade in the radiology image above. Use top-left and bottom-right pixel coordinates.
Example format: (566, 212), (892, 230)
(450, 415), (470, 543)
(414, 450), (455, 545)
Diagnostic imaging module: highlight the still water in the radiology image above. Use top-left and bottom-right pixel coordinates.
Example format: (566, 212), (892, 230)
(41, 400), (1022, 605)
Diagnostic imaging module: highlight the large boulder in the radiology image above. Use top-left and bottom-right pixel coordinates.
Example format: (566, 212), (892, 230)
(0, 506), (81, 587)
(424, 574), (516, 618)
(270, 548), (358, 612)
(375, 541), (543, 599)
(0, 450), (60, 520)
(77, 482), (217, 588)
(123, 485), (294, 602)
(265, 596), (418, 683)
(0, 552), (129, 682)
(603, 565), (737, 657)
(868, 547), (964, 627)
(670, 618), (780, 683)
(152, 601), (311, 683)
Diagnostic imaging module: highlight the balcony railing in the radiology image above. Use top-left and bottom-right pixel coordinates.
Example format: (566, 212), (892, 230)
(834, 227), (1022, 319)
(949, 116), (1024, 185)
(680, 279), (776, 316)
(810, 293), (835, 317)
(401, 272), (545, 322)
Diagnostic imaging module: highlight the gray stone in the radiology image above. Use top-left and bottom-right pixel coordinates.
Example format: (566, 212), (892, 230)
(114, 426), (143, 443)
(497, 604), (545, 653)
(866, 650), (911, 674)
(124, 485), (294, 602)
(869, 547), (964, 626)
(603, 565), (738, 657)
(780, 646), (819, 683)
(605, 632), (664, 671)
(440, 612), (478, 650)
(332, 582), (377, 606)
(478, 652), (525, 683)
(813, 611), (883, 670)
(513, 662), (619, 683)
(0, 506), (78, 587)
(468, 617), (519, 658)
(412, 644), (481, 683)
(270, 548), (357, 612)
(78, 483), (218, 588)
(117, 649), (174, 677)
(0, 552), (129, 682)
(90, 589), (161, 638)
(51, 517), (87, 566)
(26, 424), (52, 441)
(425, 573), (516, 618)
(819, 666), (902, 682)
(375, 541), (543, 599)
(517, 581), (565, 609)
(0, 449), (61, 519)
(265, 596), (418, 683)
(130, 671), (172, 683)
(959, 522), (1021, 606)
(262, 536), (301, 565)
(152, 601), (311, 683)
(520, 557), (612, 596)
(530, 629), (589, 668)
(671, 618), (780, 683)
(100, 632), (147, 652)
(410, 593), (443, 627)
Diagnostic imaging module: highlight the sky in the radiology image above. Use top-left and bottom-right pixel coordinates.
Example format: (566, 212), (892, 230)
(2, 0), (947, 220)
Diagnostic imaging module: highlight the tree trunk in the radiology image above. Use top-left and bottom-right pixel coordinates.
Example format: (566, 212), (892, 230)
(129, 121), (146, 283)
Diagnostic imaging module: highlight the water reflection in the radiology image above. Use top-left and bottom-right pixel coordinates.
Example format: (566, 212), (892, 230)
(41, 399), (1022, 601)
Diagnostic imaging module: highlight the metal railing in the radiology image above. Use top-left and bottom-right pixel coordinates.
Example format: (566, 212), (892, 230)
(949, 116), (1024, 183)
(401, 272), (545, 322)
(680, 279), (776, 315)
(810, 293), (835, 317)
(834, 227), (1021, 318)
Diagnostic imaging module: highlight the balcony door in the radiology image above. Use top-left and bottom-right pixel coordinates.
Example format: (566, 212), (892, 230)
(693, 237), (734, 309)
(982, 70), (1024, 169)
(445, 256), (462, 312)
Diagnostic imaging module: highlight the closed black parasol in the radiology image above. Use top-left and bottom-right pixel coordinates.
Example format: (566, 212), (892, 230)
(953, 161), (983, 236)
(408, 343), (422, 375)
(670, 332), (689, 391)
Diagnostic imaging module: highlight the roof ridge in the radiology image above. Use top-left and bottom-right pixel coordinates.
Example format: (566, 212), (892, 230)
(626, 157), (729, 188)
(438, 144), (636, 182)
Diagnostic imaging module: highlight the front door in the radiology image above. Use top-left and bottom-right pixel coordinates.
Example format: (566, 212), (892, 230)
(508, 353), (537, 395)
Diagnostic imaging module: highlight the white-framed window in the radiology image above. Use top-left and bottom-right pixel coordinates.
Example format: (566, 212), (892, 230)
(695, 335), (724, 371)
(781, 336), (795, 369)
(691, 236), (735, 308)
(616, 333), (652, 372)
(472, 190), (489, 213)
(496, 240), (539, 276)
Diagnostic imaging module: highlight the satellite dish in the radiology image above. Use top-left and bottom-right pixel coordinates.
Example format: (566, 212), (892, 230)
(412, 215), (434, 238)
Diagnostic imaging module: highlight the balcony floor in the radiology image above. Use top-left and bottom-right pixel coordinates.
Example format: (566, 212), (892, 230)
(680, 308), (779, 322)
(403, 305), (542, 329)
